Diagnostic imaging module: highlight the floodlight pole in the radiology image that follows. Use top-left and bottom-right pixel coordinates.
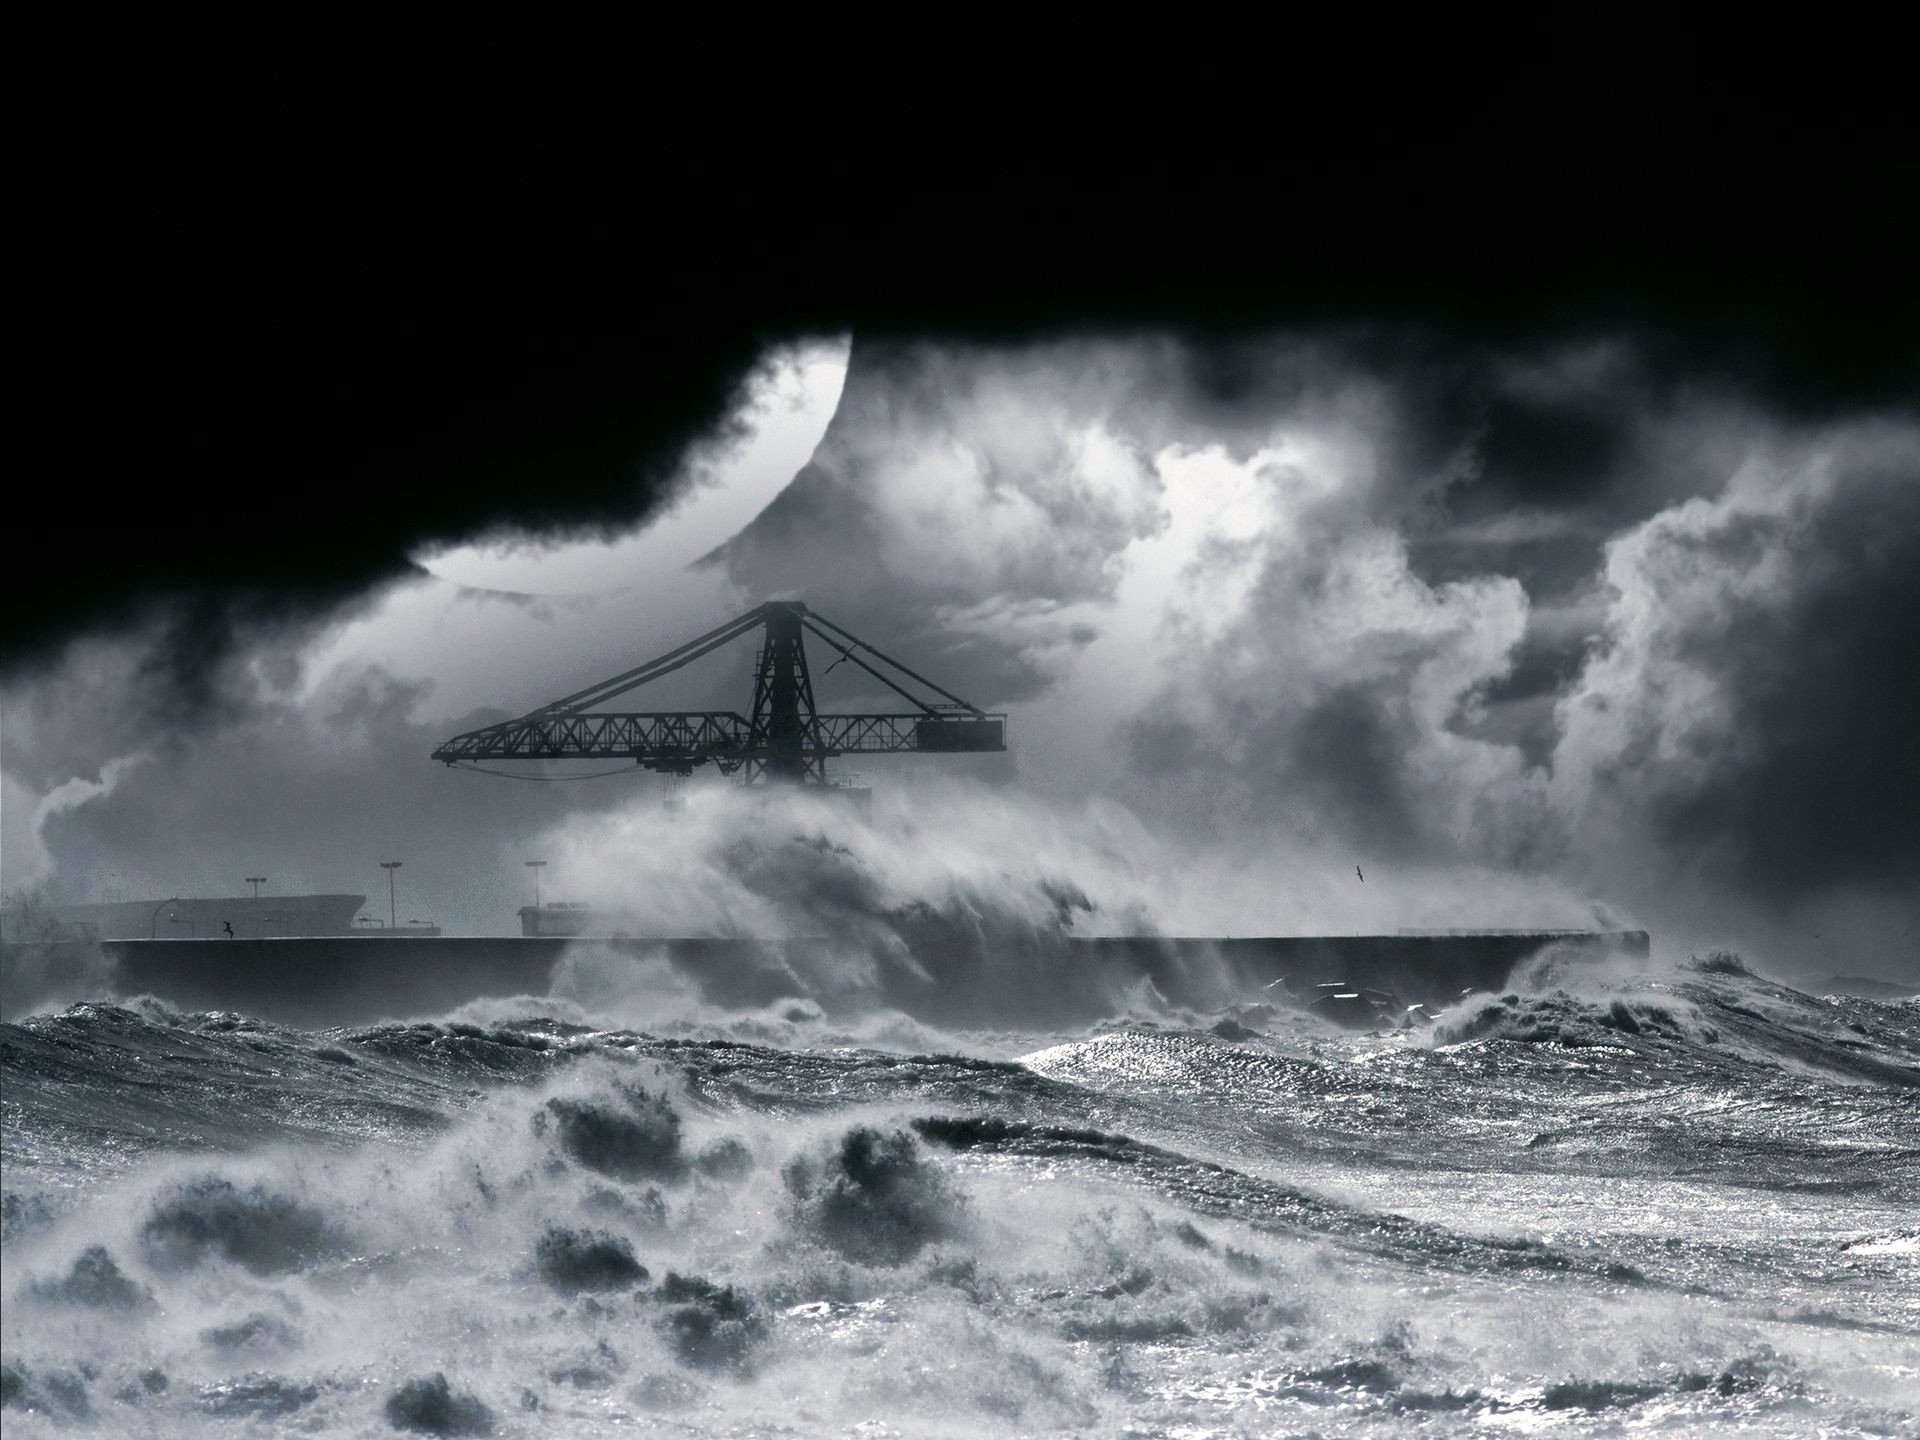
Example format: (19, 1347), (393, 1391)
(380, 861), (402, 930)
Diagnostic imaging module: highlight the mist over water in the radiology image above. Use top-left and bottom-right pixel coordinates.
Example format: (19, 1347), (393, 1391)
(521, 781), (1619, 1037)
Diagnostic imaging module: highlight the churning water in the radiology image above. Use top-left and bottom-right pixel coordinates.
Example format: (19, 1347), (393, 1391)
(2, 954), (1915, 1436)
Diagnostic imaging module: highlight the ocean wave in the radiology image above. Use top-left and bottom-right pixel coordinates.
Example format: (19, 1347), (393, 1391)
(3, 967), (1917, 1435)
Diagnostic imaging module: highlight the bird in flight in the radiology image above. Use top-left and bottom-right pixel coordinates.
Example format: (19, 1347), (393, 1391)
(1356, 866), (1364, 883)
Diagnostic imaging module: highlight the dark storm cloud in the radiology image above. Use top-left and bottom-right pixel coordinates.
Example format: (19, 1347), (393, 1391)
(4, 293), (770, 704)
(1703, 497), (1920, 902)
(10, 97), (1915, 706)
(1558, 424), (1920, 923)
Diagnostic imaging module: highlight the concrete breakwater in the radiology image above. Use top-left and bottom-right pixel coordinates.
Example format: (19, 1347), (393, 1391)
(0, 931), (1648, 1027)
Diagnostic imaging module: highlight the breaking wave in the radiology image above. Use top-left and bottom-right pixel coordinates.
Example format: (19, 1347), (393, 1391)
(3, 959), (1917, 1436)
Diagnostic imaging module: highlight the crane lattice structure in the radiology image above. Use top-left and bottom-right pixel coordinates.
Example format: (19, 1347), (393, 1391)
(431, 601), (1006, 784)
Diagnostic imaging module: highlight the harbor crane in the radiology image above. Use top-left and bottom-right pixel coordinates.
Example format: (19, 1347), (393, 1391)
(431, 601), (1006, 784)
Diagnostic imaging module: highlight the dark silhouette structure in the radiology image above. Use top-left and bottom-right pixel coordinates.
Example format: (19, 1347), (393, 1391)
(0, 930), (1652, 1028)
(431, 601), (1005, 784)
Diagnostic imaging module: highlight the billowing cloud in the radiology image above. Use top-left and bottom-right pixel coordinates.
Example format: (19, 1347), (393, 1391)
(1553, 417), (1920, 963)
(696, 337), (1919, 978)
(8, 329), (1916, 984)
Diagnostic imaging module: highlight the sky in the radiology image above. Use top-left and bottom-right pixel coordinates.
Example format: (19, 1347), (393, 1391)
(4, 103), (1915, 983)
(4, 327), (1916, 982)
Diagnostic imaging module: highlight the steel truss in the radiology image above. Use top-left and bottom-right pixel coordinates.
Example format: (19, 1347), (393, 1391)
(432, 602), (1006, 782)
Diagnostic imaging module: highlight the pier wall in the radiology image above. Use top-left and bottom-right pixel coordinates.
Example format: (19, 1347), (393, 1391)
(1, 931), (1648, 1027)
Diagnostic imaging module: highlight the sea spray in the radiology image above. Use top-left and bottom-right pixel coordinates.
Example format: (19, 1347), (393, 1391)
(2, 963), (1916, 1435)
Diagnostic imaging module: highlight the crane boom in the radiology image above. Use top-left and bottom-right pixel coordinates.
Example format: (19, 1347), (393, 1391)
(431, 601), (1006, 782)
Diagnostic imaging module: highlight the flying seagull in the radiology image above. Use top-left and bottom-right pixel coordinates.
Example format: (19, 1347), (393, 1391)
(1356, 866), (1364, 883)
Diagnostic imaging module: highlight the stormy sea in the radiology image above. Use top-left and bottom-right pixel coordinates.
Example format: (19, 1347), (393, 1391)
(2, 949), (1915, 1438)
